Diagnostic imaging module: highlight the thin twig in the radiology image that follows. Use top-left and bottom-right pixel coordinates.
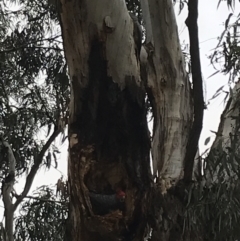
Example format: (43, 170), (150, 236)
(23, 195), (67, 205)
(0, 35), (62, 54)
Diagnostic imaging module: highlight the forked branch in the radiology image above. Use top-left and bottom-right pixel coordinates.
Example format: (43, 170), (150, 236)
(13, 127), (62, 210)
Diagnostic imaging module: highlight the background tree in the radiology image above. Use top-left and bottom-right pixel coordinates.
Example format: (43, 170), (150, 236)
(0, 1), (69, 240)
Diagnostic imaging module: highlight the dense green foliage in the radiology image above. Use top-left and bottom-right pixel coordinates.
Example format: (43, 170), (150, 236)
(0, 1), (69, 176)
(14, 185), (68, 241)
(186, 143), (240, 241)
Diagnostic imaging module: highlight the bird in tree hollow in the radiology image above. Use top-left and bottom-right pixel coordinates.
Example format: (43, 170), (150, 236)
(89, 189), (126, 215)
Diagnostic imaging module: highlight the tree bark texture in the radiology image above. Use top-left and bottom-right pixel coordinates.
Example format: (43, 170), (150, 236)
(60, 0), (195, 240)
(60, 0), (152, 240)
(140, 0), (193, 190)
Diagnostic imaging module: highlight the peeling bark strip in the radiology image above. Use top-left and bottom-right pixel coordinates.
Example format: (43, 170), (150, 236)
(184, 0), (204, 182)
(60, 1), (151, 240)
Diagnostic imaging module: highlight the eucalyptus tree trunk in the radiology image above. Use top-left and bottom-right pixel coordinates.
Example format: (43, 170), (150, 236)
(140, 1), (194, 240)
(59, 0), (195, 240)
(204, 80), (240, 185)
(211, 81), (240, 150)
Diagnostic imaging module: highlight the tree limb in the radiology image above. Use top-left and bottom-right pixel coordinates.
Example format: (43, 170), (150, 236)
(12, 193), (67, 206)
(184, 0), (204, 181)
(13, 128), (61, 210)
(25, 195), (67, 205)
(0, 35), (62, 54)
(1, 138), (16, 241)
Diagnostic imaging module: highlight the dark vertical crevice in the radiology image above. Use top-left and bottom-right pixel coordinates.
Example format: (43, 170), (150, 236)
(68, 37), (152, 240)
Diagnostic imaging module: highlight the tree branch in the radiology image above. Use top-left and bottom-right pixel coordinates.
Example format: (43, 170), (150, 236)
(184, 0), (204, 181)
(1, 138), (16, 241)
(12, 193), (67, 206)
(13, 128), (61, 210)
(0, 35), (62, 54)
(26, 195), (67, 205)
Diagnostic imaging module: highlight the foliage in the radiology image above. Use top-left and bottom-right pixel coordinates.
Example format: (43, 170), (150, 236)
(0, 1), (69, 240)
(0, 0), (69, 180)
(172, 0), (187, 14)
(126, 0), (142, 22)
(183, 2), (240, 237)
(185, 179), (240, 241)
(210, 10), (240, 82)
(217, 0), (237, 9)
(14, 184), (68, 241)
(185, 111), (240, 241)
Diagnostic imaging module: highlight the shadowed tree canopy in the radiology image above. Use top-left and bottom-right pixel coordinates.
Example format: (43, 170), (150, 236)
(0, 1), (69, 240)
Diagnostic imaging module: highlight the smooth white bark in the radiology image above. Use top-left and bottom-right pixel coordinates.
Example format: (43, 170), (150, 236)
(60, 0), (141, 125)
(141, 0), (193, 192)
